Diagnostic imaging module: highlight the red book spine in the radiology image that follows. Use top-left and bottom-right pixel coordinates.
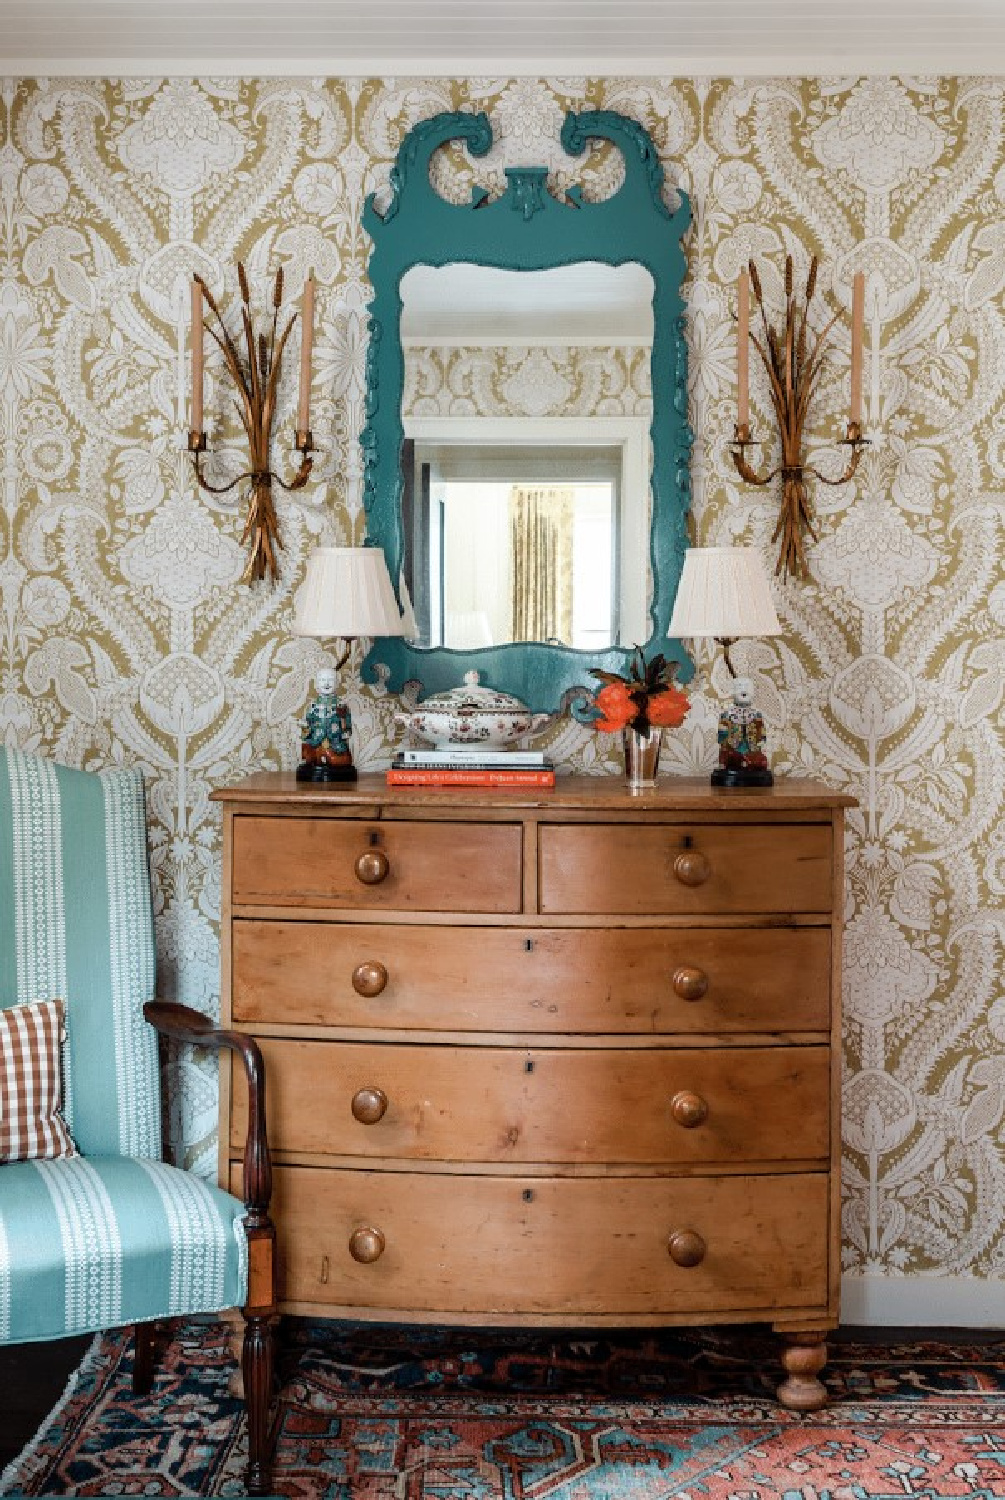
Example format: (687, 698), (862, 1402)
(386, 769), (556, 787)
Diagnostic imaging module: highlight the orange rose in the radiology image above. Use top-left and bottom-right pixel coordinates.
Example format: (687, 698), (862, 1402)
(593, 681), (638, 732)
(647, 687), (690, 729)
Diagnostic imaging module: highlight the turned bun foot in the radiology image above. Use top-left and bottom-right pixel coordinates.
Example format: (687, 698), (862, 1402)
(777, 1331), (829, 1411)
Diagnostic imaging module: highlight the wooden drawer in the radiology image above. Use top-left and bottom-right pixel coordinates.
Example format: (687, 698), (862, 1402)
(539, 823), (832, 914)
(231, 920), (830, 1034)
(233, 1040), (829, 1165)
(253, 1164), (829, 1316)
(231, 816), (522, 913)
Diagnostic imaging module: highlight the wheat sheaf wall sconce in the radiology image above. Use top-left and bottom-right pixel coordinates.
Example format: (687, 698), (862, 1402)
(732, 256), (866, 581)
(188, 264), (316, 584)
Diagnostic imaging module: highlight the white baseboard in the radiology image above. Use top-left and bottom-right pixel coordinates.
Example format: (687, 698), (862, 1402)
(842, 1273), (1005, 1328)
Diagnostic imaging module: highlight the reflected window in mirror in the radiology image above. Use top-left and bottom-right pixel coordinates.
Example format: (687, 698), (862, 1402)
(404, 443), (622, 653)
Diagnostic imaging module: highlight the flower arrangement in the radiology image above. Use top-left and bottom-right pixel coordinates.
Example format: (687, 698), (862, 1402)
(589, 648), (691, 734)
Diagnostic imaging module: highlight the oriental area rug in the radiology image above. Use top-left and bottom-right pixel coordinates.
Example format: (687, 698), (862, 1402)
(3, 1320), (1004, 1499)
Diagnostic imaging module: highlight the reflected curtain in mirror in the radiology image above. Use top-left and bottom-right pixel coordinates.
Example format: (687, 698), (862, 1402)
(510, 486), (574, 643)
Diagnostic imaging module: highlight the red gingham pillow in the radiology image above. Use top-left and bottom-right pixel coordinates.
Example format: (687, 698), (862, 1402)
(0, 998), (78, 1162)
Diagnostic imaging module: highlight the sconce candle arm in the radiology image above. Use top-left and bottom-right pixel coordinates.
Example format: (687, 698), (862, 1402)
(731, 422), (868, 490)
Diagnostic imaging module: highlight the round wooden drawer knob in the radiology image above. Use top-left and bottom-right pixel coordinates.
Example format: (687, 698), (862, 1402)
(672, 965), (708, 1002)
(670, 1090), (708, 1128)
(349, 1226), (385, 1263)
(668, 1229), (706, 1267)
(673, 849), (711, 887)
(352, 960), (388, 997)
(351, 1086), (388, 1124)
(354, 849), (390, 885)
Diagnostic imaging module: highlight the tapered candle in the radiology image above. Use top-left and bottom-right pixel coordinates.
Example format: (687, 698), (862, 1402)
(737, 268), (750, 432)
(297, 273), (315, 435)
(190, 277), (203, 435)
(850, 271), (864, 426)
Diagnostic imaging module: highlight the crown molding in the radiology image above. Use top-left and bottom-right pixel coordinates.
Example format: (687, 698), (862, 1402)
(0, 55), (998, 78)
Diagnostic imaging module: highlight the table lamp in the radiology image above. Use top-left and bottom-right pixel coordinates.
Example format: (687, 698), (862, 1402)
(668, 546), (782, 787)
(293, 545), (405, 781)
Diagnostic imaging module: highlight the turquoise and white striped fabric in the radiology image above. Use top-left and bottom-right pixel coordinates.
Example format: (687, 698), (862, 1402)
(0, 1157), (247, 1343)
(0, 749), (249, 1343)
(0, 748), (160, 1159)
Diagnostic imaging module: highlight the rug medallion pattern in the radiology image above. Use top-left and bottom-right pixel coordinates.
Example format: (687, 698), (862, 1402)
(3, 1321), (1004, 1498)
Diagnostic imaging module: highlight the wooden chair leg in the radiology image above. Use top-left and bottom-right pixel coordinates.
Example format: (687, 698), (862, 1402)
(242, 1311), (275, 1496)
(132, 1322), (157, 1395)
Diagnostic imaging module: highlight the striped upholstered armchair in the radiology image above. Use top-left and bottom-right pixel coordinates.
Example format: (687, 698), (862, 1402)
(0, 748), (275, 1493)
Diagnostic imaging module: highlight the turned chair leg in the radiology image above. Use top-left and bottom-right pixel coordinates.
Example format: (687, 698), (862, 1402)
(777, 1329), (829, 1411)
(132, 1321), (157, 1395)
(242, 1311), (275, 1496)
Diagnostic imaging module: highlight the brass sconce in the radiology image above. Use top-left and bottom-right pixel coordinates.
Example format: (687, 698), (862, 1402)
(188, 264), (315, 584)
(732, 256), (867, 581)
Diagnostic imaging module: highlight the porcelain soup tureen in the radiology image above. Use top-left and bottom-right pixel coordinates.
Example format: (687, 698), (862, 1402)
(395, 671), (549, 749)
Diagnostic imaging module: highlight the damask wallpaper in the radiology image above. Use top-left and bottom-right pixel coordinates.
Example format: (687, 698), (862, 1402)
(403, 343), (651, 417)
(1, 75), (1003, 1289)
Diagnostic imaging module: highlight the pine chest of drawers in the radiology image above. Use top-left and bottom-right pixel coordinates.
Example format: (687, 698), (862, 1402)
(214, 773), (853, 1408)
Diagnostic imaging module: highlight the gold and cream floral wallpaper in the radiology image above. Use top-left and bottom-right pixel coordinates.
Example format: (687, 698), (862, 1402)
(1, 74), (1003, 1288)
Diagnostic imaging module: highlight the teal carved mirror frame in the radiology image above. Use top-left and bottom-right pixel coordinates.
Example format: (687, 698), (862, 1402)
(361, 109), (693, 715)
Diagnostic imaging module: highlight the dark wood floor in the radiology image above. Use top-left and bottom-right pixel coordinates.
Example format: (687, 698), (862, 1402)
(0, 1335), (92, 1470)
(2, 1325), (1001, 1475)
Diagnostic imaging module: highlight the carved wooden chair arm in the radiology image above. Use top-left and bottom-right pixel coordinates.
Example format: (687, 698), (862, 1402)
(142, 1000), (272, 1225)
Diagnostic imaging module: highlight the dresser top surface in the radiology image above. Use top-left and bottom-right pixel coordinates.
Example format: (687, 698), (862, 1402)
(212, 772), (855, 813)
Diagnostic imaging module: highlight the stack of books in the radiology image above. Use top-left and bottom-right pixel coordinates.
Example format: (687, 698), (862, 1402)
(387, 747), (555, 787)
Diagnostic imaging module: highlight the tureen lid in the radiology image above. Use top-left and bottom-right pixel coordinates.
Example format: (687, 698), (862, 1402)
(418, 671), (529, 717)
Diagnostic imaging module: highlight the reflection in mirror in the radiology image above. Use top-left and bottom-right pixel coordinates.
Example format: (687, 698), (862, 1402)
(400, 261), (654, 659)
(409, 443), (621, 651)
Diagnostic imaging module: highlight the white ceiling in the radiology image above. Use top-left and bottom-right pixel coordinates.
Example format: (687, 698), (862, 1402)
(401, 264), (655, 343)
(1, 0), (1003, 77)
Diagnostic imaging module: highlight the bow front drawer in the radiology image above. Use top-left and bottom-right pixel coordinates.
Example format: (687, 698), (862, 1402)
(538, 822), (832, 914)
(230, 920), (831, 1034)
(259, 1165), (829, 1318)
(233, 1040), (829, 1165)
(230, 815), (522, 912)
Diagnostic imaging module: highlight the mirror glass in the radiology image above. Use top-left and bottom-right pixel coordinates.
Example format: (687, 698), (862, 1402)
(399, 262), (654, 657)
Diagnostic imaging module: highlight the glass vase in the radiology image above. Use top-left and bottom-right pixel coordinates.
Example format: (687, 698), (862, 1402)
(622, 724), (662, 788)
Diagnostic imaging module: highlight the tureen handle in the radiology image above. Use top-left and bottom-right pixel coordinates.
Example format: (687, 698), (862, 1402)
(529, 712), (552, 736)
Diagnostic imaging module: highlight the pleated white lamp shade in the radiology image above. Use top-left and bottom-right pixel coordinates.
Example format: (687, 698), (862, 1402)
(668, 547), (782, 639)
(293, 546), (405, 640)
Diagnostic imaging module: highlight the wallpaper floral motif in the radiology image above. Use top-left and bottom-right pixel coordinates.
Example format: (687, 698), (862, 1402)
(0, 75), (1002, 1282)
(404, 343), (651, 418)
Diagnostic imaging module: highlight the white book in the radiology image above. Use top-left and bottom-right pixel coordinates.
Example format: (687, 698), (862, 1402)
(398, 747), (550, 767)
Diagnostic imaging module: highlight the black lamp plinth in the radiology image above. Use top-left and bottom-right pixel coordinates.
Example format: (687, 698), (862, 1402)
(296, 761), (358, 783)
(711, 766), (774, 788)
